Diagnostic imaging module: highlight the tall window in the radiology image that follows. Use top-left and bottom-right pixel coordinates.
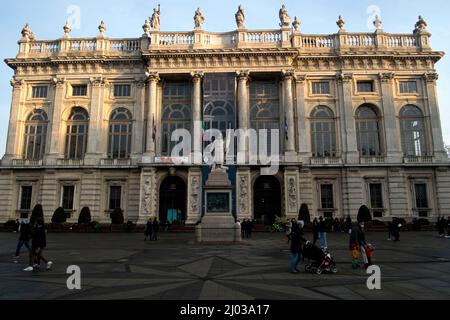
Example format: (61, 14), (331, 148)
(23, 109), (48, 160)
(65, 107), (89, 159)
(369, 183), (384, 218)
(32, 86), (48, 99)
(250, 81), (280, 153)
(400, 105), (427, 156)
(356, 105), (382, 156)
(161, 82), (192, 156)
(62, 185), (75, 211)
(414, 183), (429, 217)
(20, 186), (33, 210)
(310, 106), (337, 157)
(108, 108), (132, 159)
(109, 186), (122, 210)
(320, 184), (334, 218)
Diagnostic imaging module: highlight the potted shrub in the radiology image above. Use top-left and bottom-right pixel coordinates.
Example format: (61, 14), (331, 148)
(357, 205), (372, 223)
(298, 203), (311, 224)
(76, 207), (91, 232)
(50, 207), (67, 232)
(30, 204), (44, 226)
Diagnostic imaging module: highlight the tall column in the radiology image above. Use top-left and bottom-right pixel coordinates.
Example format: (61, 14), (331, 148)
(143, 72), (159, 163)
(46, 77), (66, 165)
(237, 71), (250, 163)
(132, 79), (146, 163)
(85, 77), (106, 165)
(191, 72), (203, 165)
(379, 72), (402, 163)
(294, 74), (311, 163)
(337, 73), (359, 163)
(424, 72), (447, 161)
(282, 70), (296, 161)
(3, 78), (25, 162)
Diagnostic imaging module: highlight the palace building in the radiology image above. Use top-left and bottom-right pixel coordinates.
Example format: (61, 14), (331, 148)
(1, 6), (449, 225)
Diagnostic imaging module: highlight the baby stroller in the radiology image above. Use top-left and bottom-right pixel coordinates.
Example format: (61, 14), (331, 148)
(302, 242), (338, 275)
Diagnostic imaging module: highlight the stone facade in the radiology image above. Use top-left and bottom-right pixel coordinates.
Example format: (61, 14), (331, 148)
(1, 7), (449, 224)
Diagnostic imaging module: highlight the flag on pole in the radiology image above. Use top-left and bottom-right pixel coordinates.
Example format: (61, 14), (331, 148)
(284, 112), (289, 140)
(152, 114), (157, 142)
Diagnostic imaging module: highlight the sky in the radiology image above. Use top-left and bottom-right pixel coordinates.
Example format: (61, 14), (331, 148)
(0, 0), (449, 157)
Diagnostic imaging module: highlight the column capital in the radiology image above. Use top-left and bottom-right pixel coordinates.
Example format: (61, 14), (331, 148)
(294, 73), (307, 84)
(336, 72), (353, 83)
(145, 71), (160, 83)
(281, 69), (295, 80)
(52, 77), (66, 88)
(379, 72), (395, 83)
(236, 70), (250, 81)
(10, 77), (24, 88)
(190, 71), (204, 82)
(89, 76), (105, 87)
(424, 72), (439, 83)
(135, 78), (147, 88)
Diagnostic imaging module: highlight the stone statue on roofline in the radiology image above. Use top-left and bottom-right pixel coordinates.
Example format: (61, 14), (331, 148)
(279, 5), (291, 27)
(414, 15), (428, 34)
(235, 5), (245, 29)
(194, 7), (205, 30)
(150, 4), (161, 31)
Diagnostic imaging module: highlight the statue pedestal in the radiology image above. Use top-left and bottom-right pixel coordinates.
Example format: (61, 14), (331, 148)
(195, 164), (242, 244)
(195, 215), (241, 243)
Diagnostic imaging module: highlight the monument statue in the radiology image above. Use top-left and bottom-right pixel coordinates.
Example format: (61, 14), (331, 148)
(194, 7), (205, 29)
(150, 4), (161, 31)
(279, 5), (291, 27)
(235, 5), (245, 29)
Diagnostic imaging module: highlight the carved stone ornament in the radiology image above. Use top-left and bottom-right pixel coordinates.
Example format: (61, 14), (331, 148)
(98, 20), (106, 34)
(150, 4), (161, 31)
(288, 177), (297, 212)
(10, 78), (24, 88)
(379, 72), (394, 82)
(424, 72), (438, 82)
(373, 15), (382, 30)
(142, 20), (151, 34)
(336, 15), (346, 31)
(190, 176), (200, 213)
(146, 71), (160, 82)
(292, 17), (300, 32)
(21, 23), (31, 39)
(281, 69), (295, 80)
(89, 77), (104, 87)
(52, 77), (65, 87)
(238, 176), (249, 214)
(236, 70), (250, 81)
(190, 71), (204, 81)
(414, 15), (428, 33)
(336, 72), (353, 83)
(63, 21), (72, 37)
(143, 178), (152, 215)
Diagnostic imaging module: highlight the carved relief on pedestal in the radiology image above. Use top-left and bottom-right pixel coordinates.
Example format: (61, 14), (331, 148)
(238, 175), (249, 214)
(143, 178), (152, 215)
(288, 177), (297, 212)
(140, 169), (157, 220)
(190, 176), (200, 214)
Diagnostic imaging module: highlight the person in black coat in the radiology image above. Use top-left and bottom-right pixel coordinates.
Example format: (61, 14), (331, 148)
(24, 218), (53, 271)
(151, 218), (159, 241)
(144, 218), (153, 241)
(349, 222), (368, 269)
(289, 221), (307, 273)
(312, 218), (319, 245)
(14, 220), (31, 258)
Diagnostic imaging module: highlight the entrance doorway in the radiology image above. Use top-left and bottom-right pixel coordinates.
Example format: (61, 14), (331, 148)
(159, 176), (187, 223)
(253, 175), (282, 225)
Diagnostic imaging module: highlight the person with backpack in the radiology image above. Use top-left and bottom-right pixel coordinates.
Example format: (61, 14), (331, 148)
(13, 219), (32, 259)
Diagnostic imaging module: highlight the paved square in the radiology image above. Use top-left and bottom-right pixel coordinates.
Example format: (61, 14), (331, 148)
(0, 231), (449, 300)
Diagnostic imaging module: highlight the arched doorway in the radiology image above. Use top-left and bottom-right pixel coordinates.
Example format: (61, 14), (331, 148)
(159, 176), (187, 223)
(253, 176), (282, 225)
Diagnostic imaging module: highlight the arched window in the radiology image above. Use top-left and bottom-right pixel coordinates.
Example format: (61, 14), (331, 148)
(356, 105), (382, 156)
(23, 109), (48, 160)
(162, 82), (192, 156)
(310, 106), (337, 157)
(400, 105), (427, 156)
(65, 107), (89, 159)
(250, 81), (280, 153)
(108, 108), (132, 159)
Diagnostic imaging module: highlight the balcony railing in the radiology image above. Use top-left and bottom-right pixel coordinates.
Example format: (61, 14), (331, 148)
(310, 157), (342, 165)
(360, 156), (386, 164)
(17, 29), (427, 59)
(100, 158), (132, 166)
(56, 159), (85, 166)
(404, 155), (434, 164)
(11, 159), (43, 166)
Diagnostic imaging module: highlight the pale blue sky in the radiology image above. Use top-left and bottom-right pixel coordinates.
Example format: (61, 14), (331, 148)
(0, 0), (449, 157)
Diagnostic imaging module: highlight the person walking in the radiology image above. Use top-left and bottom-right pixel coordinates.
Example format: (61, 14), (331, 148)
(247, 219), (253, 239)
(392, 218), (401, 242)
(286, 219), (293, 244)
(289, 221), (306, 273)
(13, 219), (32, 259)
(345, 215), (352, 233)
(318, 217), (328, 250)
(24, 218), (53, 272)
(312, 218), (319, 245)
(151, 218), (159, 241)
(144, 218), (153, 241)
(349, 221), (369, 270)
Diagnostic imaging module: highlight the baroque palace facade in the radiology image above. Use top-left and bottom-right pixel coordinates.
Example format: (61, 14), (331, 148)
(1, 6), (449, 225)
